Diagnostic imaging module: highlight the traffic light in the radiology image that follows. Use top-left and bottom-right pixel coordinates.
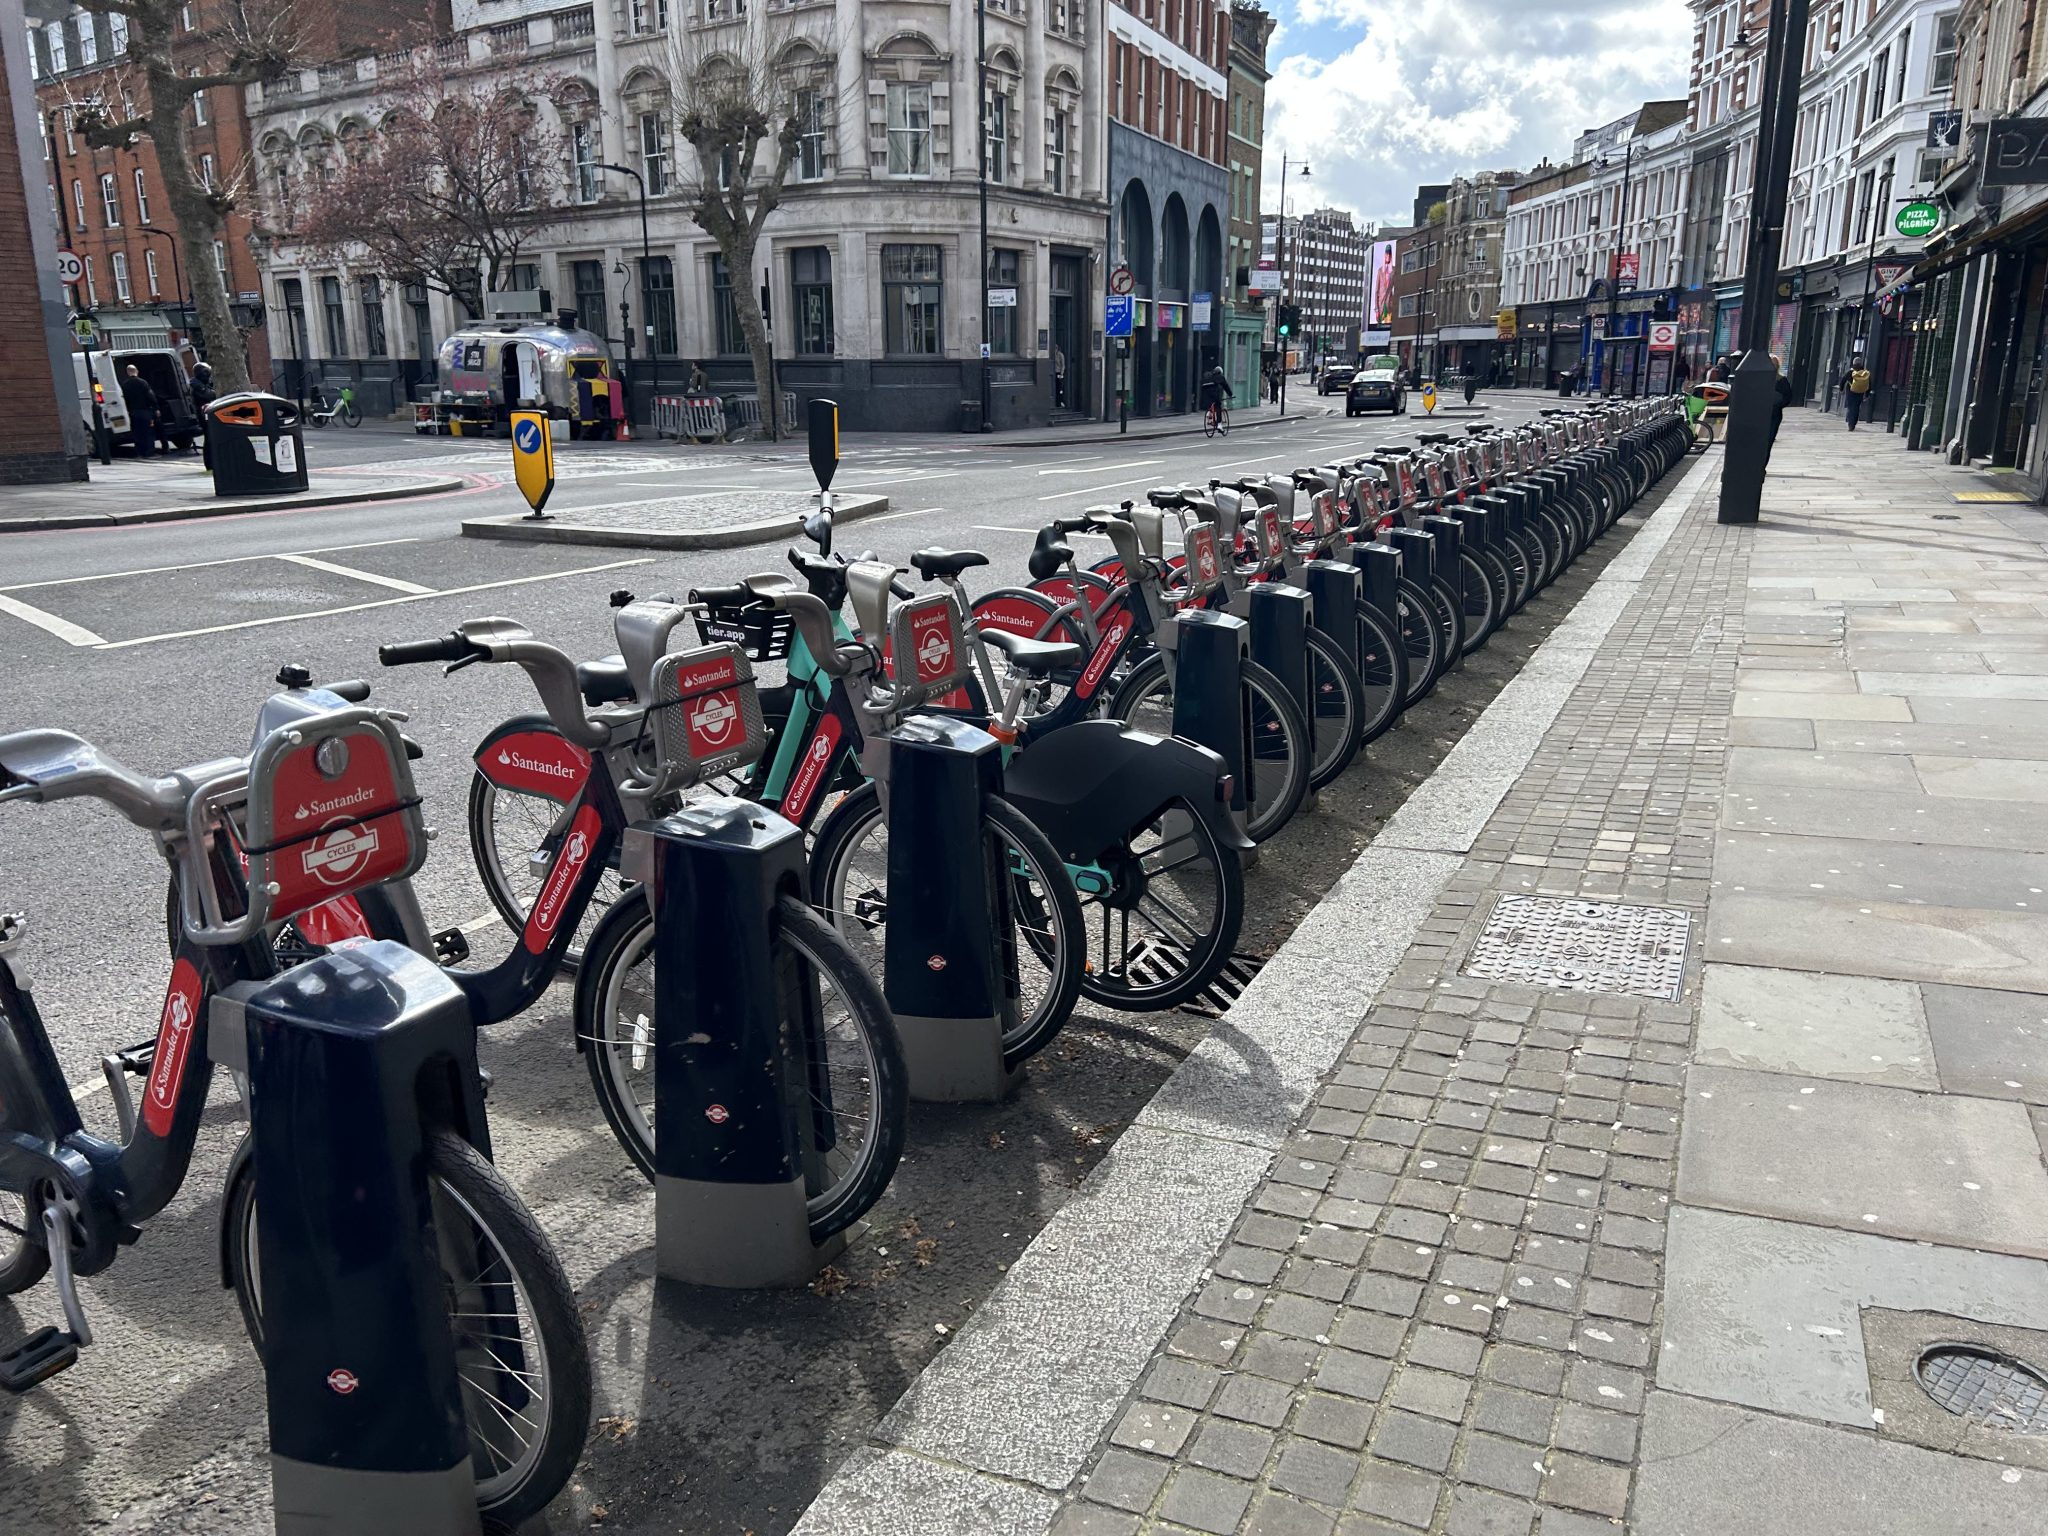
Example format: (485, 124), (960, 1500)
(1277, 303), (1300, 337)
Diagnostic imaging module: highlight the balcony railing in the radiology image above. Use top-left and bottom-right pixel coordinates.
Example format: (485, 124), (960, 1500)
(554, 6), (597, 39)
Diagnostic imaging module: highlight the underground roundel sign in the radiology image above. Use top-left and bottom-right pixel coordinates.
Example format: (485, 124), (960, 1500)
(1187, 526), (1221, 587)
(910, 605), (955, 683)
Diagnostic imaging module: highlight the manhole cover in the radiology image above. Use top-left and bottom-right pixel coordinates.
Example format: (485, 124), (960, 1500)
(1462, 895), (1691, 1000)
(1914, 1344), (2048, 1432)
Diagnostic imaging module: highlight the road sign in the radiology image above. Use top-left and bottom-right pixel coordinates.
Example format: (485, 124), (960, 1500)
(1648, 321), (1678, 353)
(1105, 294), (1135, 338)
(1108, 265), (1135, 296)
(987, 287), (1017, 308)
(72, 312), (97, 344)
(1874, 262), (1911, 290)
(55, 249), (83, 285)
(1420, 383), (1437, 415)
(1896, 200), (1942, 238)
(509, 409), (555, 518)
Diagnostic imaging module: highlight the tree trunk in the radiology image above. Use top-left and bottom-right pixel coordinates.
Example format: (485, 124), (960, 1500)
(142, 50), (249, 392)
(728, 227), (778, 439)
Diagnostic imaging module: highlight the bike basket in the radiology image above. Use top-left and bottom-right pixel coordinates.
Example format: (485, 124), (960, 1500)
(888, 592), (970, 706)
(647, 642), (766, 787)
(240, 708), (427, 926)
(692, 596), (794, 662)
(1182, 524), (1225, 599)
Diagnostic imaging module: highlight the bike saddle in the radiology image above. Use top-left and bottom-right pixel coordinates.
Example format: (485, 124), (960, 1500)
(981, 629), (1082, 675)
(576, 656), (635, 706)
(1418, 433), (1453, 446)
(1028, 525), (1075, 582)
(909, 547), (990, 580)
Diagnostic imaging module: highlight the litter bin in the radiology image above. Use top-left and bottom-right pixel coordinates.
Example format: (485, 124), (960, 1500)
(959, 399), (982, 434)
(207, 392), (309, 496)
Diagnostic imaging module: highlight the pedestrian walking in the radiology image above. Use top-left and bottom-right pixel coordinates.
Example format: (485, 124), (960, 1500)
(1267, 363), (1282, 405)
(1673, 354), (1692, 394)
(1052, 343), (1067, 408)
(1463, 371), (1480, 405)
(687, 360), (710, 395)
(191, 360), (216, 469)
(1768, 353), (1794, 449)
(1707, 355), (1730, 383)
(1839, 353), (1872, 430)
(120, 364), (160, 459)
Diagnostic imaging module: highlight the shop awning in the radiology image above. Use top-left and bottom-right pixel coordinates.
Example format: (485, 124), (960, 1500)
(1912, 195), (2048, 282)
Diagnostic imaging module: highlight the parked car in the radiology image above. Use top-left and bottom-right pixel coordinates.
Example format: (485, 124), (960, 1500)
(1317, 365), (1357, 395)
(1347, 356), (1407, 416)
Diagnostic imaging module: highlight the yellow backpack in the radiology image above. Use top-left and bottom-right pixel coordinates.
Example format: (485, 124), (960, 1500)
(1848, 368), (1871, 394)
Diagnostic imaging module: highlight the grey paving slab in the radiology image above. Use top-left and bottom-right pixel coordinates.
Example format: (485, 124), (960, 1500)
(1813, 718), (2048, 760)
(787, 1447), (1060, 1536)
(873, 1125), (1273, 1490)
(1909, 694), (2048, 726)
(1723, 747), (1921, 791)
(1860, 670), (2048, 699)
(1910, 753), (2048, 802)
(1923, 983), (2048, 1104)
(1729, 691), (1913, 720)
(1721, 783), (2048, 852)
(1841, 649), (1992, 673)
(1696, 964), (1937, 1088)
(1714, 827), (2048, 908)
(1658, 1206), (2048, 1426)
(1706, 890), (2048, 994)
(1634, 1392), (2048, 1536)
(1733, 670), (1858, 693)
(1677, 1066), (2048, 1257)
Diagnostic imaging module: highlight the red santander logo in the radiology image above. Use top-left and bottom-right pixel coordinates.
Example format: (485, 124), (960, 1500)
(143, 958), (204, 1137)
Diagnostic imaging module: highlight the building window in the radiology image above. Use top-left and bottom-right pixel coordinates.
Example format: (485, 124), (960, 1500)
(1895, 27), (1910, 104)
(200, 153), (215, 189)
(100, 172), (120, 226)
(361, 277), (388, 357)
(887, 82), (932, 176)
(791, 246), (834, 355)
(705, 0), (743, 18)
(83, 255), (96, 305)
(639, 111), (670, 195)
(145, 249), (161, 297)
(640, 255), (677, 355)
(985, 88), (1009, 184)
(320, 275), (348, 356)
(213, 240), (227, 281)
(63, 111), (74, 154)
(72, 178), (86, 229)
(1115, 47), (1126, 119)
(110, 12), (126, 54)
(273, 164), (293, 228)
(1871, 52), (1888, 117)
(134, 169), (150, 223)
(795, 87), (827, 181)
(1931, 13), (1959, 91)
(1048, 108), (1070, 195)
(193, 83), (208, 126)
(404, 281), (433, 359)
(572, 259), (608, 333)
(111, 251), (130, 302)
(711, 253), (745, 355)
(76, 15), (97, 65)
(986, 247), (1020, 354)
(882, 243), (942, 354)
(630, 0), (668, 32)
(571, 120), (599, 202)
(45, 22), (66, 73)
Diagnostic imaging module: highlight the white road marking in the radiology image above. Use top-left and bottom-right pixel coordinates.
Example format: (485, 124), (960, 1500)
(1037, 458), (1163, 476)
(972, 524), (1040, 535)
(1219, 452), (1302, 468)
(854, 506), (948, 523)
(96, 559), (655, 650)
(0, 593), (106, 646)
(275, 552), (434, 594)
(1, 537), (420, 594)
(1037, 475), (1166, 503)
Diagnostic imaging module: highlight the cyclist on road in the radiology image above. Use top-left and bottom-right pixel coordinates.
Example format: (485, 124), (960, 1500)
(1202, 357), (1232, 419)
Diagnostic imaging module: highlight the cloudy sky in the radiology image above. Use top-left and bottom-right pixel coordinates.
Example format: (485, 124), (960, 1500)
(1260, 0), (1694, 229)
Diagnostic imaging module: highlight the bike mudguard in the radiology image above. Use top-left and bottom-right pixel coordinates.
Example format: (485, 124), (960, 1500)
(473, 713), (591, 803)
(1002, 718), (1255, 859)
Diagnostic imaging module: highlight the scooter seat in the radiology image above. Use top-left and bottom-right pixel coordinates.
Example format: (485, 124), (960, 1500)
(982, 629), (1083, 675)
(909, 547), (990, 580)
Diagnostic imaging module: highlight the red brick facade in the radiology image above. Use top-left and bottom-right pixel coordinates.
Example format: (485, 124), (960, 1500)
(1109, 0), (1229, 166)
(1, 36), (84, 482)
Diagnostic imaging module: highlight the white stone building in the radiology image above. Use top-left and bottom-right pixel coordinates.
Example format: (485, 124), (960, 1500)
(247, 0), (1109, 430)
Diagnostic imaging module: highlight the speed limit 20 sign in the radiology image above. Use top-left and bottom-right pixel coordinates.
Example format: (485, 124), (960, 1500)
(55, 249), (84, 285)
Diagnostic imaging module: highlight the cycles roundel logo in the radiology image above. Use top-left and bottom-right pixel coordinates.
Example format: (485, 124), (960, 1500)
(917, 624), (952, 679)
(327, 1368), (359, 1395)
(689, 690), (737, 747)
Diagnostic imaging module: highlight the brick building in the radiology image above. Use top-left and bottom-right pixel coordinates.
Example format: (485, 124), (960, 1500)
(1222, 1), (1271, 405)
(4, 0), (88, 481)
(1107, 0), (1230, 417)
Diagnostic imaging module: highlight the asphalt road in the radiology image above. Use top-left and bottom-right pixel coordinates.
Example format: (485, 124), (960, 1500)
(0, 391), (1631, 1534)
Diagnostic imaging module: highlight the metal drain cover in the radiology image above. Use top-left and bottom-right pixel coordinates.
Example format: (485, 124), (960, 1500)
(1915, 1345), (2048, 1432)
(1463, 895), (1691, 1000)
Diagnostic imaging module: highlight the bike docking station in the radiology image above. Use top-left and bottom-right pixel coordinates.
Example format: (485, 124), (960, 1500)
(849, 562), (1023, 1104)
(621, 638), (858, 1288)
(193, 708), (490, 1535)
(1293, 487), (1369, 681)
(1159, 520), (1254, 831)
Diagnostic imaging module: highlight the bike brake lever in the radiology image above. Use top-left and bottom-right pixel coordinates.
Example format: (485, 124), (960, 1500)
(443, 653), (485, 676)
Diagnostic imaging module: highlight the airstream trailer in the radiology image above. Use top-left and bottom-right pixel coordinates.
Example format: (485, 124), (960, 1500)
(433, 319), (625, 439)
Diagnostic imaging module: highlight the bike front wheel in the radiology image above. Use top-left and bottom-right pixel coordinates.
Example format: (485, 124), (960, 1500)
(1108, 652), (1311, 842)
(1302, 626), (1364, 790)
(1072, 795), (1245, 1012)
(224, 1129), (592, 1529)
(341, 401), (361, 427)
(808, 784), (1086, 1070)
(574, 889), (906, 1240)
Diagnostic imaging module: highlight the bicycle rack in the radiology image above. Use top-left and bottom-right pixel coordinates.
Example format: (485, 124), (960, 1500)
(209, 941), (488, 1536)
(1303, 559), (1363, 676)
(1349, 541), (1402, 631)
(1170, 607), (1252, 823)
(1247, 582), (1313, 728)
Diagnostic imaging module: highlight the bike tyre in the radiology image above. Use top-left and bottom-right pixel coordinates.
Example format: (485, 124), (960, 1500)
(1303, 625), (1364, 790)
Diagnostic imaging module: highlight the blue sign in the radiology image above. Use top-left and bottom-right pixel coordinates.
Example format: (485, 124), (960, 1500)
(1105, 294), (1135, 338)
(514, 418), (543, 453)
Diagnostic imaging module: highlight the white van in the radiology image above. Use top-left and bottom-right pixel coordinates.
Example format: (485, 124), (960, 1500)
(73, 352), (133, 440)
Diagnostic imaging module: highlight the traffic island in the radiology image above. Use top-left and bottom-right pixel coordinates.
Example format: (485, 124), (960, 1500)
(461, 490), (889, 551)
(0, 462), (467, 535)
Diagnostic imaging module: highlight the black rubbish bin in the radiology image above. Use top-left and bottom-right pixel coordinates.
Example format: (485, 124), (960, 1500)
(959, 399), (983, 434)
(207, 392), (309, 497)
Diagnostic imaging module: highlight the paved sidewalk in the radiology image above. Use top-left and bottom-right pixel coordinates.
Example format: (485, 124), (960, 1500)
(0, 454), (464, 533)
(794, 413), (2048, 1535)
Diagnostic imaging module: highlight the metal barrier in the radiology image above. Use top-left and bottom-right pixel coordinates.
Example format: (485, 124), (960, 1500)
(653, 394), (728, 443)
(725, 392), (800, 437)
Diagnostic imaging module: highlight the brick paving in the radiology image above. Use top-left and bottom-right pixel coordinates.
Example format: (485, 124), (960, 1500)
(1052, 459), (1748, 1535)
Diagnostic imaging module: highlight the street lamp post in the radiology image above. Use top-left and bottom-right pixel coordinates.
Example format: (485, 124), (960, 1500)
(976, 0), (993, 431)
(596, 162), (654, 422)
(136, 227), (189, 344)
(1604, 136), (1636, 396)
(1276, 156), (1310, 412)
(1720, 0), (1813, 524)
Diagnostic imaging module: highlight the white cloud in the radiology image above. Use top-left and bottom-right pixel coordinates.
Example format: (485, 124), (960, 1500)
(1261, 2), (1691, 227)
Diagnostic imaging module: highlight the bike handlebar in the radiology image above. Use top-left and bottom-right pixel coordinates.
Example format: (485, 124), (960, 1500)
(379, 633), (480, 667)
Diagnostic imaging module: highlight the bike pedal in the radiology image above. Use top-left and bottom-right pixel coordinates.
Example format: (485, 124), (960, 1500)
(431, 926), (471, 965)
(0, 1326), (81, 1393)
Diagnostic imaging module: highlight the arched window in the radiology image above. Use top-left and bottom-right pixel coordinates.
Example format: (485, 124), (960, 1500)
(778, 40), (834, 183)
(984, 48), (1020, 186)
(1045, 67), (1080, 196)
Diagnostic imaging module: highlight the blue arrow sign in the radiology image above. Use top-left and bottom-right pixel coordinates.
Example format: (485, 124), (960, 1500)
(514, 418), (542, 454)
(1105, 294), (1134, 339)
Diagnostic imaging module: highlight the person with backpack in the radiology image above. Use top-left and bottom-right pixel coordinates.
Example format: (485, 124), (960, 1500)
(1839, 354), (1872, 430)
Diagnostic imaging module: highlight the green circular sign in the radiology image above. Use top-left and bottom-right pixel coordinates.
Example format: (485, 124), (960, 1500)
(1896, 201), (1942, 238)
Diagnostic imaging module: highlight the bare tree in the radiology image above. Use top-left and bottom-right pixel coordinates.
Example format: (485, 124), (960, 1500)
(295, 55), (569, 317)
(70, 0), (305, 393)
(666, 19), (823, 438)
